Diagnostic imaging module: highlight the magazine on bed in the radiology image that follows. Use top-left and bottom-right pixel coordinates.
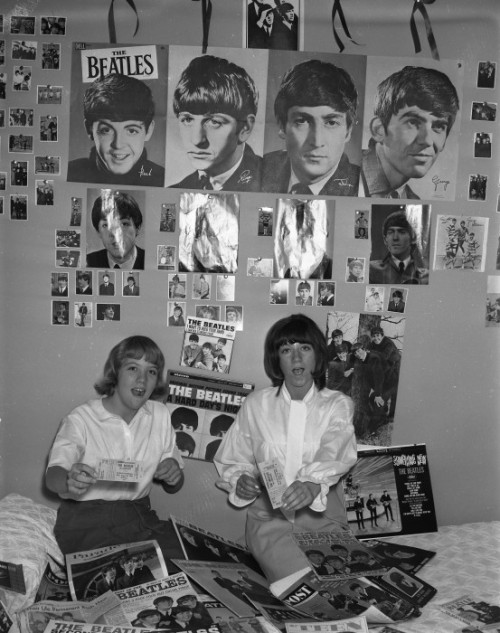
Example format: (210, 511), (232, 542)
(285, 616), (370, 633)
(164, 370), (253, 462)
(342, 444), (437, 539)
(361, 540), (436, 574)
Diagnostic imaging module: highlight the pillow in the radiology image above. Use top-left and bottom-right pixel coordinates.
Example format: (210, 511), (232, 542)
(0, 494), (64, 615)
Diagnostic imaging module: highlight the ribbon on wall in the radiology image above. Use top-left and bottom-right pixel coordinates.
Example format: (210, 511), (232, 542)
(108, 0), (140, 43)
(331, 0), (360, 53)
(192, 0), (213, 54)
(410, 0), (440, 60)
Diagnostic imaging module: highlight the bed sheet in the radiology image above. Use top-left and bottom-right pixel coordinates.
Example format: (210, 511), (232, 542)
(372, 521), (500, 632)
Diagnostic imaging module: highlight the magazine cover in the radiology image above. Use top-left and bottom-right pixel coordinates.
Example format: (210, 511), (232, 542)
(0, 560), (26, 595)
(361, 540), (435, 574)
(342, 444), (437, 539)
(17, 592), (121, 633)
(35, 561), (70, 602)
(179, 317), (238, 376)
(368, 567), (436, 608)
(291, 532), (386, 581)
(437, 595), (500, 628)
(67, 43), (168, 187)
(66, 541), (168, 601)
(285, 616), (369, 633)
(172, 561), (277, 617)
(170, 517), (262, 574)
(0, 599), (13, 633)
(165, 371), (253, 462)
(433, 214), (489, 271)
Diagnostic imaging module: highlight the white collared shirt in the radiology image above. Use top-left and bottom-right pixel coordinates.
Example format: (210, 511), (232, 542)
(214, 383), (356, 512)
(47, 398), (183, 501)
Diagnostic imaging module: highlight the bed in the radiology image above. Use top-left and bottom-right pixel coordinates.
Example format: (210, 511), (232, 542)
(1, 494), (499, 633)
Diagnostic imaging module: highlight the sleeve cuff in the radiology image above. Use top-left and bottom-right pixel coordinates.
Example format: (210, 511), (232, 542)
(309, 482), (329, 512)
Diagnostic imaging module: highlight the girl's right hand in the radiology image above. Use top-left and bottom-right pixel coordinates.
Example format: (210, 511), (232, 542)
(67, 463), (97, 496)
(236, 473), (262, 500)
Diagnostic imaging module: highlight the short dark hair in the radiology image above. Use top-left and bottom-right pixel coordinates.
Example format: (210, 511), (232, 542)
(332, 329), (344, 338)
(137, 610), (160, 620)
(210, 414), (233, 436)
(83, 73), (155, 135)
(171, 406), (198, 430)
(94, 335), (165, 398)
(274, 59), (358, 130)
(371, 326), (384, 336)
(297, 281), (311, 291)
(91, 191), (143, 232)
(392, 290), (403, 298)
(176, 431), (196, 455)
(264, 314), (328, 390)
(373, 66), (459, 134)
(188, 333), (199, 342)
(173, 55), (258, 120)
(351, 334), (372, 353)
(382, 211), (416, 242)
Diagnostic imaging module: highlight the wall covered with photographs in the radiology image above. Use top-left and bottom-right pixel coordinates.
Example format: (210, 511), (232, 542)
(1, 0), (499, 539)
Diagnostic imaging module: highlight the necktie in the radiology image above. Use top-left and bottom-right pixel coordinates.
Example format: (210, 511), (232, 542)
(290, 183), (312, 195)
(399, 262), (405, 274)
(198, 173), (213, 190)
(113, 264), (120, 269)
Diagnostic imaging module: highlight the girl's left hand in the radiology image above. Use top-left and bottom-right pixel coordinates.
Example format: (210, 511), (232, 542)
(155, 457), (183, 487)
(281, 480), (321, 511)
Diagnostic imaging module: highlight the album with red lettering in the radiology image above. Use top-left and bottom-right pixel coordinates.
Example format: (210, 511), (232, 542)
(342, 443), (437, 540)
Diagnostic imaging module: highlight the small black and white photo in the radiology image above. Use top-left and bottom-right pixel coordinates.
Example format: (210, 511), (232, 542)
(168, 301), (186, 327)
(160, 203), (176, 232)
(75, 301), (93, 327)
(98, 270), (116, 296)
(192, 273), (212, 300)
(477, 60), (496, 88)
(355, 209), (369, 239)
(56, 229), (81, 248)
(269, 278), (289, 304)
(9, 133), (33, 153)
(12, 65), (32, 91)
(473, 132), (492, 158)
(40, 16), (66, 35)
(168, 273), (187, 300)
(122, 271), (140, 296)
(468, 174), (487, 201)
(387, 287), (407, 313)
(157, 245), (176, 270)
(246, 0), (300, 51)
(41, 43), (61, 69)
(225, 304), (244, 330)
(10, 160), (28, 186)
(346, 257), (366, 283)
(0, 172), (5, 190)
(37, 84), (62, 104)
(257, 206), (273, 236)
(9, 107), (34, 126)
(40, 115), (58, 141)
(317, 281), (335, 306)
(0, 72), (6, 99)
(294, 279), (314, 306)
(36, 179), (54, 205)
(0, 40), (4, 65)
(471, 101), (497, 121)
(216, 274), (236, 302)
(10, 194), (28, 220)
(52, 300), (69, 325)
(12, 39), (37, 60)
(56, 249), (80, 268)
(51, 271), (69, 296)
(96, 303), (120, 322)
(10, 16), (35, 35)
(75, 270), (93, 295)
(70, 197), (82, 226)
(34, 155), (60, 175)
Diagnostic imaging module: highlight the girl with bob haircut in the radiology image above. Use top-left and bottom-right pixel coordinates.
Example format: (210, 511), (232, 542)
(46, 335), (184, 570)
(215, 314), (357, 583)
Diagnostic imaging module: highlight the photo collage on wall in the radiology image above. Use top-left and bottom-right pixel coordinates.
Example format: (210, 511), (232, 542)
(1, 5), (499, 448)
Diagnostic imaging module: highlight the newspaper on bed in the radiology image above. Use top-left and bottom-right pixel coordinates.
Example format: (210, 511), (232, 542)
(172, 560), (280, 617)
(360, 539), (435, 574)
(40, 622), (167, 633)
(0, 598), (14, 633)
(285, 616), (369, 633)
(171, 516), (262, 574)
(291, 531), (386, 581)
(437, 595), (500, 629)
(65, 541), (168, 602)
(272, 569), (419, 626)
(17, 591), (121, 633)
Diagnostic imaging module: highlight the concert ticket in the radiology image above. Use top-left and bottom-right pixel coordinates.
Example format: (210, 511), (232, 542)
(96, 458), (144, 482)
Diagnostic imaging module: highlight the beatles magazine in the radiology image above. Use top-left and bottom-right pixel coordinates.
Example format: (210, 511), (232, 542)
(342, 444), (437, 539)
(165, 367), (253, 462)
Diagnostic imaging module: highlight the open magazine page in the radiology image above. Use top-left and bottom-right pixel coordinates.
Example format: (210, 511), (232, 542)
(35, 562), (70, 603)
(17, 592), (121, 633)
(285, 616), (369, 633)
(291, 531), (386, 581)
(172, 561), (278, 618)
(437, 595), (500, 629)
(171, 517), (262, 574)
(361, 540), (435, 574)
(342, 444), (437, 539)
(180, 317), (237, 377)
(66, 541), (167, 601)
(164, 373), (253, 462)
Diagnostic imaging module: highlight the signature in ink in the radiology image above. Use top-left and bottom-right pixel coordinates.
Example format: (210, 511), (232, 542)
(432, 175), (450, 192)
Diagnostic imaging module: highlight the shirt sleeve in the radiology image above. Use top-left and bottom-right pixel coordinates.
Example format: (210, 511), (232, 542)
(46, 412), (86, 471)
(297, 392), (357, 512)
(213, 397), (258, 508)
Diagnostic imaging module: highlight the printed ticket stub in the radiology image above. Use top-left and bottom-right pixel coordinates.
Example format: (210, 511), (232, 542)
(96, 458), (144, 482)
(258, 459), (288, 509)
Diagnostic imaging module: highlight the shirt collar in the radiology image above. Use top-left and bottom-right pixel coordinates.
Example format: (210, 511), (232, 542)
(107, 246), (137, 270)
(280, 382), (316, 405)
(199, 147), (245, 191)
(92, 397), (153, 422)
(288, 161), (341, 196)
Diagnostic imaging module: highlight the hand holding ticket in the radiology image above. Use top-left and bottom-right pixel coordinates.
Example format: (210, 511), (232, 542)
(96, 458), (144, 482)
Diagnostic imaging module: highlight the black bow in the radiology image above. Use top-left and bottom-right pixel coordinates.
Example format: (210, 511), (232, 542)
(108, 0), (140, 43)
(410, 0), (440, 60)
